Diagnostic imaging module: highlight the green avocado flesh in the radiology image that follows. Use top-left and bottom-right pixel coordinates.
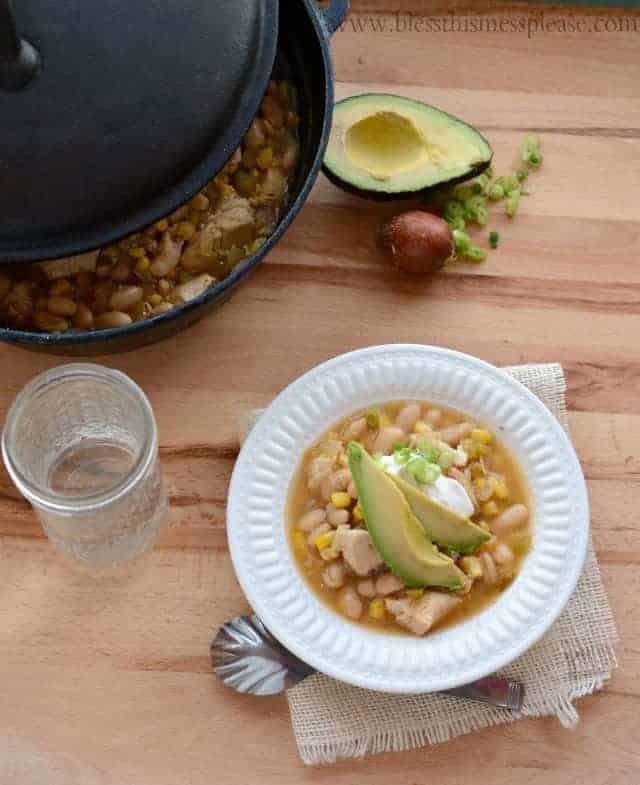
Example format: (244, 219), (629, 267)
(347, 443), (464, 590)
(323, 93), (493, 198)
(388, 473), (490, 554)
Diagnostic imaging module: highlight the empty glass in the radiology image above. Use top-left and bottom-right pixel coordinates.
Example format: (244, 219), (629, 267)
(1, 364), (168, 567)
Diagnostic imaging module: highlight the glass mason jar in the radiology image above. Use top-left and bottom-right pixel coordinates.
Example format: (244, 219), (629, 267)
(1, 364), (168, 567)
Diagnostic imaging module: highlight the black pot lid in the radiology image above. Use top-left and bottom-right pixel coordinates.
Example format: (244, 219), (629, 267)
(0, 0), (278, 264)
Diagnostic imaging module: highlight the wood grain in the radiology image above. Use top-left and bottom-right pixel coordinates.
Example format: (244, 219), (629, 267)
(1, 3), (638, 783)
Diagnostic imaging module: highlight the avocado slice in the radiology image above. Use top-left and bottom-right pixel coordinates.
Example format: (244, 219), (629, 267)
(323, 94), (493, 200)
(347, 443), (464, 590)
(388, 473), (490, 554)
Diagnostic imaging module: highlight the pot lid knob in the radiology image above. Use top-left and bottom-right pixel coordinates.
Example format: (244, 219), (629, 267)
(0, 0), (40, 91)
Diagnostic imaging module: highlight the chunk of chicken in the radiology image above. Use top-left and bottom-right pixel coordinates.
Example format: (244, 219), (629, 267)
(211, 196), (256, 250)
(333, 526), (383, 577)
(169, 274), (215, 304)
(150, 233), (183, 276)
(375, 573), (405, 596)
(385, 592), (461, 636)
(180, 222), (220, 272)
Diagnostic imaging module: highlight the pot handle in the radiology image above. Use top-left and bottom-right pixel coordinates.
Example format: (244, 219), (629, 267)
(315, 0), (349, 37)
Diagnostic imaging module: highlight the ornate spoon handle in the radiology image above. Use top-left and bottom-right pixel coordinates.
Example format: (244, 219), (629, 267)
(211, 614), (524, 710)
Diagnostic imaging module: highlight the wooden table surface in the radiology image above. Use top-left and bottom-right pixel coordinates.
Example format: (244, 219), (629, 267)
(2, 2), (638, 783)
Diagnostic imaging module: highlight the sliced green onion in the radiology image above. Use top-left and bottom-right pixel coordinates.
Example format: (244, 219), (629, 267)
(506, 189), (521, 218)
(494, 175), (519, 195)
(365, 410), (380, 429)
(463, 195), (488, 226)
(452, 229), (472, 255)
(516, 168), (529, 182)
(416, 439), (437, 463)
(465, 245), (488, 263)
(437, 445), (456, 470)
(525, 151), (543, 168)
(373, 452), (384, 467)
(489, 230), (500, 249)
(443, 199), (465, 222)
(421, 463), (442, 484)
(446, 215), (466, 232)
(393, 445), (411, 464)
(488, 183), (504, 201)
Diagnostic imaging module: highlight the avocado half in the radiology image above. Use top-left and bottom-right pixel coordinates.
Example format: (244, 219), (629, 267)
(323, 94), (493, 200)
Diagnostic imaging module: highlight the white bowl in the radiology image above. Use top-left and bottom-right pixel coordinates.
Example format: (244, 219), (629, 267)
(227, 345), (589, 693)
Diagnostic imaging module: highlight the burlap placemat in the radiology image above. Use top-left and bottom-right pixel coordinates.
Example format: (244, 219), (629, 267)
(278, 363), (617, 764)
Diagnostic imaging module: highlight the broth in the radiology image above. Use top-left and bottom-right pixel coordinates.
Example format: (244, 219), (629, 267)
(287, 401), (532, 637)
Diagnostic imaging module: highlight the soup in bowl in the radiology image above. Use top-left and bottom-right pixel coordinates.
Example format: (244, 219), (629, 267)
(288, 401), (531, 637)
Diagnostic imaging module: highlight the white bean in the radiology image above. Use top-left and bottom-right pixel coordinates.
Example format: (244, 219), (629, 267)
(425, 408), (443, 427)
(356, 579), (376, 598)
(150, 302), (174, 316)
(94, 311), (132, 329)
(493, 542), (515, 566)
(322, 561), (346, 589)
(320, 468), (352, 502)
(439, 422), (473, 446)
(343, 417), (367, 441)
(261, 95), (284, 129)
(395, 403), (421, 433)
(481, 552), (498, 584)
(492, 504), (529, 535)
(47, 296), (77, 317)
(338, 586), (363, 620)
(109, 286), (143, 312)
(282, 141), (299, 171)
(347, 481), (358, 500)
(326, 504), (350, 528)
(373, 426), (406, 455)
(297, 508), (327, 532)
(375, 573), (405, 596)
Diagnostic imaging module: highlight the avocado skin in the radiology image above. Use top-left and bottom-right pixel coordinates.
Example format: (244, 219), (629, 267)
(322, 158), (492, 202)
(323, 93), (494, 201)
(347, 442), (464, 590)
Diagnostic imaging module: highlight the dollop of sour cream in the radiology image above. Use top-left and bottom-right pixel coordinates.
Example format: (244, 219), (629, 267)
(379, 453), (474, 518)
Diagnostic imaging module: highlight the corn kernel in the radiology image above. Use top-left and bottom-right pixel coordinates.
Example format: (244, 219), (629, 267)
(292, 531), (306, 550)
(129, 247), (146, 258)
(379, 413), (391, 428)
(256, 147), (274, 170)
(473, 477), (487, 491)
(471, 428), (493, 444)
(176, 222), (196, 240)
(470, 462), (484, 479)
(135, 257), (150, 275)
(337, 453), (349, 468)
(353, 503), (364, 522)
(406, 589), (424, 600)
(190, 193), (210, 211)
(315, 531), (335, 551)
(494, 481), (509, 500)
(460, 556), (484, 579)
(368, 598), (385, 620)
(482, 501), (499, 517)
(154, 219), (169, 233)
(149, 293), (163, 306)
(331, 492), (351, 510)
(414, 420), (429, 434)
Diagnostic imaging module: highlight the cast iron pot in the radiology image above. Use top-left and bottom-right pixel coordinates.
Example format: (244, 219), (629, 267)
(0, 0), (348, 355)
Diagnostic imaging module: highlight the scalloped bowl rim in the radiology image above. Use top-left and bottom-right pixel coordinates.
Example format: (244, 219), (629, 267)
(227, 345), (590, 693)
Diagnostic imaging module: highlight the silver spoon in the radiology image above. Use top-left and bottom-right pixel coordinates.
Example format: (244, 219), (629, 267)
(211, 614), (525, 710)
